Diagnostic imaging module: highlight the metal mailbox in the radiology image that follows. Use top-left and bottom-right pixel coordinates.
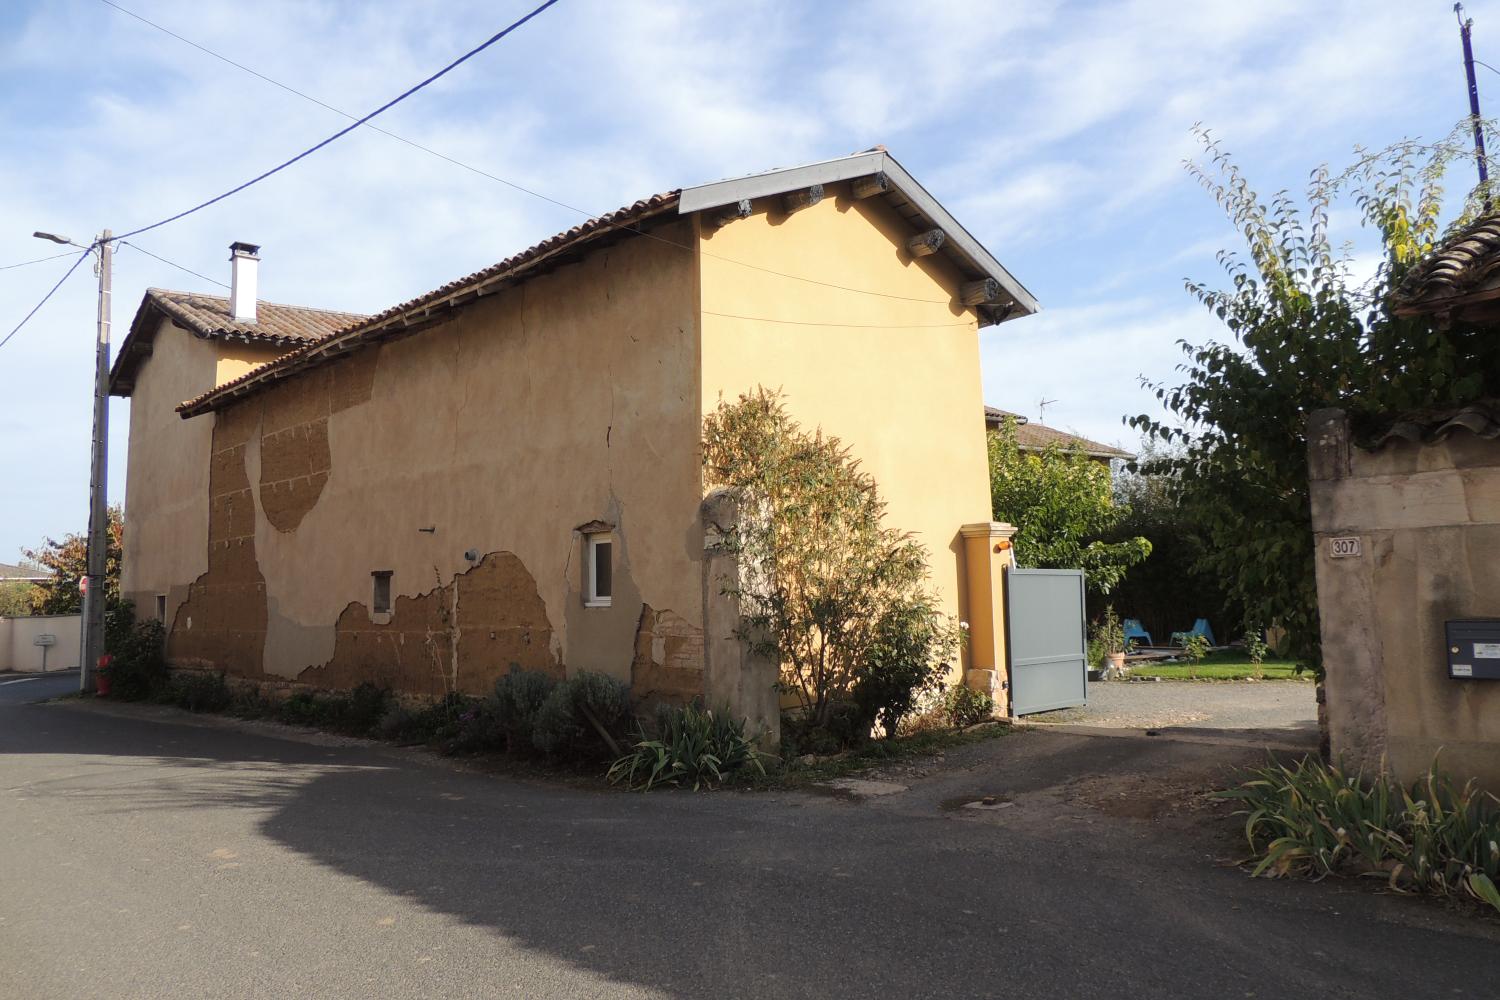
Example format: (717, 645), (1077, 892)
(1446, 619), (1500, 680)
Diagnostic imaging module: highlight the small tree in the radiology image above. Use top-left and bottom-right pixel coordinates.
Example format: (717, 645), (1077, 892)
(22, 505), (124, 615)
(987, 419), (1150, 594)
(703, 389), (957, 731)
(1131, 126), (1500, 676)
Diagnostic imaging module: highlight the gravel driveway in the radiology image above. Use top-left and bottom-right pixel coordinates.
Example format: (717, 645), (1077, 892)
(1028, 679), (1318, 747)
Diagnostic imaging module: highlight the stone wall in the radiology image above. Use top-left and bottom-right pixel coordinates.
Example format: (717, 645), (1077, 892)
(1308, 408), (1500, 788)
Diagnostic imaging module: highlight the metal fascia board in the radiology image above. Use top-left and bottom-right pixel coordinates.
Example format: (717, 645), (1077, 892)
(677, 151), (888, 214)
(679, 150), (1040, 320)
(878, 153), (1040, 317)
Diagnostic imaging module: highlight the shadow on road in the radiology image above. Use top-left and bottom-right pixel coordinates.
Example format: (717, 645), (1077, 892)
(2, 701), (1495, 999)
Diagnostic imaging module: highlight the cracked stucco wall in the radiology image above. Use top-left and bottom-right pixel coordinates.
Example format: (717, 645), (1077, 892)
(121, 323), (284, 627)
(167, 218), (704, 697)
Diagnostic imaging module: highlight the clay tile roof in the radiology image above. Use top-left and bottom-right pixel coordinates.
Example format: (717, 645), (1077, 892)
(1392, 214), (1500, 312)
(110, 288), (366, 397)
(146, 289), (365, 345)
(1363, 400), (1500, 450)
(177, 191), (681, 417)
(983, 405), (1134, 460)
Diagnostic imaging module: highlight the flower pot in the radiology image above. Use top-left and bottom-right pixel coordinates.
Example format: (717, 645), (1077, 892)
(1106, 652), (1127, 672)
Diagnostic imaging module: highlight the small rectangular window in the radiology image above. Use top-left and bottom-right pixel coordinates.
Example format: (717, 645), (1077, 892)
(155, 595), (167, 622)
(372, 571), (393, 614)
(585, 535), (612, 608)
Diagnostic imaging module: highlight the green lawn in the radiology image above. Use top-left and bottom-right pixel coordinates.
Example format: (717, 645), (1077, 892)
(1128, 650), (1309, 681)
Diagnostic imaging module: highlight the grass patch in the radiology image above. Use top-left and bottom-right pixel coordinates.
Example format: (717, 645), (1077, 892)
(1131, 651), (1306, 681)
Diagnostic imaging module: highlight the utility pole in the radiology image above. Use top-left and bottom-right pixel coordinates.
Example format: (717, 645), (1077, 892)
(1457, 4), (1490, 190)
(82, 230), (112, 694)
(32, 227), (112, 693)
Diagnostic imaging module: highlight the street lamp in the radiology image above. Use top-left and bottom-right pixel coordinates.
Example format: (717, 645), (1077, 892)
(34, 228), (112, 694)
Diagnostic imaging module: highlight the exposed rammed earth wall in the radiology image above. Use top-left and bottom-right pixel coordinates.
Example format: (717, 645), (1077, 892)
(165, 220), (707, 702)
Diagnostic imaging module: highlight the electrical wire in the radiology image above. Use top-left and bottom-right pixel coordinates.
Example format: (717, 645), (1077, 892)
(0, 249), (94, 352)
(1, 1), (563, 353)
(97, 0), (578, 217)
(98, 0), (953, 307)
(121, 241), (229, 289)
(702, 310), (972, 329)
(108, 0), (564, 244)
(0, 250), (81, 272)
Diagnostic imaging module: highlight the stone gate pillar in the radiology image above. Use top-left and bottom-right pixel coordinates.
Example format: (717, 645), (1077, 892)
(961, 522), (1018, 713)
(701, 490), (780, 746)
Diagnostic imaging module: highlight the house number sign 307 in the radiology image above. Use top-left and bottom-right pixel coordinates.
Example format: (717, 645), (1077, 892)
(1329, 536), (1362, 559)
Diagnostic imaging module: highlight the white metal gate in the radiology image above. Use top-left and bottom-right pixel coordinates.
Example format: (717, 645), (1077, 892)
(1004, 567), (1087, 716)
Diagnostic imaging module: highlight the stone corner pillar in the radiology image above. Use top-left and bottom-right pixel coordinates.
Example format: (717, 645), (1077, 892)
(960, 521), (1018, 715)
(700, 490), (780, 747)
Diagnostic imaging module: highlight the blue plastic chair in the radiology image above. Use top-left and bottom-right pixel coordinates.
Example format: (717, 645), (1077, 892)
(1170, 618), (1216, 647)
(1123, 618), (1153, 647)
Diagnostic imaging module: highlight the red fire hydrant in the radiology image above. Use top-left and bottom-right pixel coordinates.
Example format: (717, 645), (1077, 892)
(95, 654), (113, 697)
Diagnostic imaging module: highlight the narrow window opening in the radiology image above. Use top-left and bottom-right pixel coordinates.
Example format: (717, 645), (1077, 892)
(372, 571), (393, 614)
(585, 535), (613, 608)
(155, 594), (167, 622)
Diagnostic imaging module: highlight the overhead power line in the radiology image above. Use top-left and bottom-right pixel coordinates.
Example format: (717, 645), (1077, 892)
(97, 0), (579, 217)
(1, 0), (563, 354)
(0, 250), (82, 272)
(98, 0), (952, 307)
(0, 249), (94, 352)
(121, 241), (229, 289)
(109, 0), (564, 244)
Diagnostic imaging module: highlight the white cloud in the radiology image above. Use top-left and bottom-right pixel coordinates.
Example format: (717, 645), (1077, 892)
(0, 0), (1475, 558)
(979, 298), (1222, 451)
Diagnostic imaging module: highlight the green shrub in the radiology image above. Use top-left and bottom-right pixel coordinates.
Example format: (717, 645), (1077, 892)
(608, 703), (767, 791)
(1242, 622), (1269, 667)
(278, 691), (324, 726)
(345, 682), (392, 734)
(531, 671), (632, 757)
(531, 685), (586, 754)
(1180, 632), (1210, 661)
(376, 703), (422, 741)
(944, 686), (995, 727)
(851, 597), (959, 740)
(105, 617), (168, 701)
(1219, 755), (1500, 914)
(492, 668), (556, 750)
(166, 671), (232, 713)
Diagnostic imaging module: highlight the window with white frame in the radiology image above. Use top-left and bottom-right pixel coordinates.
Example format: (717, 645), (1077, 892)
(585, 533), (612, 607)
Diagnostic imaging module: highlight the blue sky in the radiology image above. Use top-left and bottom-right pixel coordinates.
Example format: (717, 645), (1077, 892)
(0, 0), (1479, 561)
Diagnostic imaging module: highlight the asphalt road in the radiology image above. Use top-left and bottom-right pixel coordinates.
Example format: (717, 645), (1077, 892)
(1, 686), (1495, 999)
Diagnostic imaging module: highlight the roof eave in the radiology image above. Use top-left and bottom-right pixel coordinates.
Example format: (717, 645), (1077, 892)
(678, 149), (1040, 326)
(176, 196), (683, 419)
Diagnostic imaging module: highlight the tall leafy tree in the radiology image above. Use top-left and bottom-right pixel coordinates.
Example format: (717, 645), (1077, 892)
(987, 419), (1150, 595)
(22, 504), (124, 615)
(1130, 127), (1500, 675)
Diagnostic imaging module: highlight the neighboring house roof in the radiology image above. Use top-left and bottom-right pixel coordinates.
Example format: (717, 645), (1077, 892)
(109, 288), (367, 396)
(0, 562), (50, 583)
(984, 406), (1134, 460)
(1391, 214), (1500, 321)
(178, 149), (1038, 419)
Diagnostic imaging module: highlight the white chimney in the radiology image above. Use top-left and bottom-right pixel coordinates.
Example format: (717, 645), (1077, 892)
(229, 241), (260, 323)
